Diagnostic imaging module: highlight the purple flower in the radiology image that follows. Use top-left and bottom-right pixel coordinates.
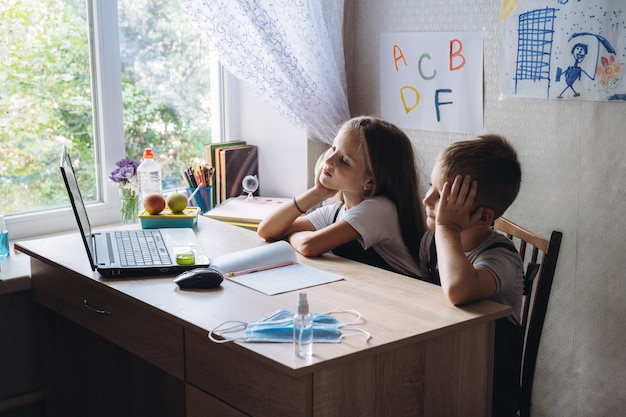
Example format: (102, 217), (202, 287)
(109, 158), (140, 183)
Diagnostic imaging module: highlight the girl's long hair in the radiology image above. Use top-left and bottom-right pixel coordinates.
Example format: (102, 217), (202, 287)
(348, 116), (426, 266)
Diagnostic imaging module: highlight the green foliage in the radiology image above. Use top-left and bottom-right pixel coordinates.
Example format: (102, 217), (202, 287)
(118, 0), (212, 189)
(0, 0), (213, 214)
(1, 0), (93, 211)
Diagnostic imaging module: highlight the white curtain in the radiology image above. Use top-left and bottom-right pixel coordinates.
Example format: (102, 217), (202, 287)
(179, 0), (350, 145)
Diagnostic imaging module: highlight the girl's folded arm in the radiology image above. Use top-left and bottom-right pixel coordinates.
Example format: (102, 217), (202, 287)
(289, 220), (360, 257)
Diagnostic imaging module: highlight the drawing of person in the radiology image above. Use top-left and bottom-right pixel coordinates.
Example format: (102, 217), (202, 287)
(556, 43), (593, 98)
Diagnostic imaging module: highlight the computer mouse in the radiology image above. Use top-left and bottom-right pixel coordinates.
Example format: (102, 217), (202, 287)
(174, 268), (224, 289)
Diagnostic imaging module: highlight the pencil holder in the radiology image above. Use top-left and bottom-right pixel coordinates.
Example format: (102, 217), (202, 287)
(186, 187), (212, 214)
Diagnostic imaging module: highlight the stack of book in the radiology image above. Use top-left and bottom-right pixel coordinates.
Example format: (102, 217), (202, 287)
(204, 140), (259, 208)
(205, 195), (292, 230)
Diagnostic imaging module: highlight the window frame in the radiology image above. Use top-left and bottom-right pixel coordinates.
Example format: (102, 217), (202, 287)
(10, 0), (223, 240)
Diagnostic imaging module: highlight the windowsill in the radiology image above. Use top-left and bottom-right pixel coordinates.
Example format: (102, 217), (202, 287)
(0, 246), (31, 295)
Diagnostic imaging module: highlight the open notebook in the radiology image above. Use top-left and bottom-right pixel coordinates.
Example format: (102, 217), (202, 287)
(209, 241), (343, 295)
(60, 145), (209, 277)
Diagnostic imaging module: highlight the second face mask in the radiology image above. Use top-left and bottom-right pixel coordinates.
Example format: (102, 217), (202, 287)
(209, 308), (370, 344)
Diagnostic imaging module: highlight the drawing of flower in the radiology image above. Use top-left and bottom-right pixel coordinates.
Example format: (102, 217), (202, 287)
(597, 55), (622, 96)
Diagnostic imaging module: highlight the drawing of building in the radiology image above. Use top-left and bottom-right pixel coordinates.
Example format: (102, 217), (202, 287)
(515, 8), (558, 97)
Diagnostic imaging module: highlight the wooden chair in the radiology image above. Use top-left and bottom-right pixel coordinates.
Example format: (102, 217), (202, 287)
(493, 217), (563, 417)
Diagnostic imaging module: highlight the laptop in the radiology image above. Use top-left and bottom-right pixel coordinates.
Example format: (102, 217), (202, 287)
(60, 145), (210, 277)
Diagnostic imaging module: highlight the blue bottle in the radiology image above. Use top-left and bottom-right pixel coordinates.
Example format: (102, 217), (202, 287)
(0, 215), (9, 257)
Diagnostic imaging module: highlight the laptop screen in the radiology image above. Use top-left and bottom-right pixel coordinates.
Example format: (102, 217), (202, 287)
(60, 145), (97, 269)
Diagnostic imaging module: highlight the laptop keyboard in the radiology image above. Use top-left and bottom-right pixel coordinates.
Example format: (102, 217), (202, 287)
(115, 230), (172, 266)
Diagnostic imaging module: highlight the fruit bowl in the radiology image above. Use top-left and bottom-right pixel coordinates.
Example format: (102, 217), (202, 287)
(138, 207), (200, 229)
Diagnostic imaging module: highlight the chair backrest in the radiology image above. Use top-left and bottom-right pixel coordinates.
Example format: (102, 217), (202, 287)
(493, 217), (563, 417)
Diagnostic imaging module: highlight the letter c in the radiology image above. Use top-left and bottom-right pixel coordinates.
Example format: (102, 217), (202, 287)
(418, 53), (436, 80)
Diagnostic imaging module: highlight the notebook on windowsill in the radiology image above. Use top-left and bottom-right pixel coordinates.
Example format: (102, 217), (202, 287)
(205, 195), (292, 229)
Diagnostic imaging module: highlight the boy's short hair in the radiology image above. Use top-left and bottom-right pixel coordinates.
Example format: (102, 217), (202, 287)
(437, 134), (521, 218)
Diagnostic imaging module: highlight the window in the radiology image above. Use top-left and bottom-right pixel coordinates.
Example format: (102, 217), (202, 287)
(117, 0), (216, 190)
(1, 0), (222, 239)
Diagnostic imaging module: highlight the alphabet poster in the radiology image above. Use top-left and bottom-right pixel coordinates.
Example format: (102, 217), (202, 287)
(499, 0), (626, 101)
(380, 32), (484, 135)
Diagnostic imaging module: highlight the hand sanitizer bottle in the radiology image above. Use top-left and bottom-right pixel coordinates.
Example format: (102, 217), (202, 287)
(293, 292), (313, 358)
(0, 215), (9, 257)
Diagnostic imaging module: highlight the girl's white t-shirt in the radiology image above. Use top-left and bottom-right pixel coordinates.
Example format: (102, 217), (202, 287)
(306, 196), (421, 277)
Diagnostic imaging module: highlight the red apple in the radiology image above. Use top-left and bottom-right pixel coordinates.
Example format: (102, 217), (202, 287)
(143, 193), (166, 215)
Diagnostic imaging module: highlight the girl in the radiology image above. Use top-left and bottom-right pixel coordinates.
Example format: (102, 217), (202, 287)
(257, 116), (425, 277)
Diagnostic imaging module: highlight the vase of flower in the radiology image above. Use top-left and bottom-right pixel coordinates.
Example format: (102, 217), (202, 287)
(110, 157), (140, 224)
(119, 188), (139, 224)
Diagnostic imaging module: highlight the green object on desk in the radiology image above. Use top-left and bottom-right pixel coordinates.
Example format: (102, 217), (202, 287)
(176, 252), (195, 265)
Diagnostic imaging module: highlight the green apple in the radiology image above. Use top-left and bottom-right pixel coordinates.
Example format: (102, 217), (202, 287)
(167, 192), (188, 214)
(143, 193), (166, 215)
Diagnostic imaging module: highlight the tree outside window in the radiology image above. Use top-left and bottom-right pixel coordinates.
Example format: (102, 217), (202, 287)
(1, 0), (214, 218)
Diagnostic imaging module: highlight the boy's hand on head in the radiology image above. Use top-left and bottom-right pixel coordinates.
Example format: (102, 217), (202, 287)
(436, 175), (482, 232)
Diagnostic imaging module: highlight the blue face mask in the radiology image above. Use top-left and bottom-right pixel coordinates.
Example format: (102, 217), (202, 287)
(209, 308), (370, 344)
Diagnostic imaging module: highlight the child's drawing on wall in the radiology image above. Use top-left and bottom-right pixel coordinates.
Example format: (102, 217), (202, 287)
(598, 54), (623, 99)
(499, 0), (626, 101)
(556, 43), (591, 98)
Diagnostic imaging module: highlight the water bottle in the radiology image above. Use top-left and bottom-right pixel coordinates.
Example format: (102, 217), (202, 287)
(137, 148), (162, 205)
(0, 215), (9, 257)
(293, 292), (313, 358)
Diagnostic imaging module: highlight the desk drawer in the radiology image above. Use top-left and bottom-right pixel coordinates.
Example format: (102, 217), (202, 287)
(185, 329), (311, 417)
(186, 383), (247, 417)
(31, 261), (184, 379)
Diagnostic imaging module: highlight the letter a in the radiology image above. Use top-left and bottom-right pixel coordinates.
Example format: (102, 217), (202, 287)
(393, 44), (408, 72)
(449, 39), (466, 71)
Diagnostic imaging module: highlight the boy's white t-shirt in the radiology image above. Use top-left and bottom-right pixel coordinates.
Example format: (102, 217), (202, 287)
(305, 196), (421, 277)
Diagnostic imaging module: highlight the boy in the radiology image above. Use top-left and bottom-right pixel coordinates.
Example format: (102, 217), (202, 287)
(419, 134), (523, 417)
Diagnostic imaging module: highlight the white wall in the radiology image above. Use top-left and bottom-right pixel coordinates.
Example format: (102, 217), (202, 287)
(234, 1), (626, 415)
(343, 1), (626, 416)
(226, 75), (309, 198)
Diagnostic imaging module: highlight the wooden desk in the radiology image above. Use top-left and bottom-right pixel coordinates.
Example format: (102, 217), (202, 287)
(16, 217), (511, 417)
